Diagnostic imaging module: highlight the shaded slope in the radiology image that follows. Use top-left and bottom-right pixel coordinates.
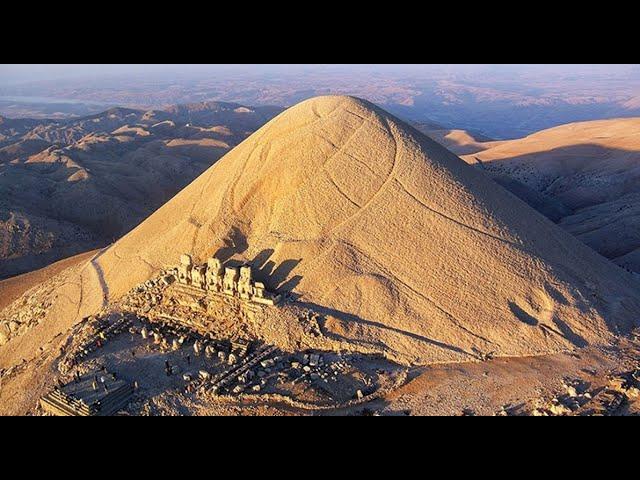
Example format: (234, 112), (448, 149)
(0, 102), (284, 278)
(463, 118), (640, 271)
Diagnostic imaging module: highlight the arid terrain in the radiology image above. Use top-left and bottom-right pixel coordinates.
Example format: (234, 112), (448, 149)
(0, 102), (282, 278)
(433, 119), (640, 274)
(1, 96), (639, 416)
(5, 64), (640, 139)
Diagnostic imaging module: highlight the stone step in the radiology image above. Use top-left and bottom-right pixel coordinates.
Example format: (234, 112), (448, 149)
(41, 396), (91, 416)
(42, 383), (134, 416)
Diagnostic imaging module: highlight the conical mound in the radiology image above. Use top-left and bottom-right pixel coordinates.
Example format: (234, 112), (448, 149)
(10, 96), (640, 365)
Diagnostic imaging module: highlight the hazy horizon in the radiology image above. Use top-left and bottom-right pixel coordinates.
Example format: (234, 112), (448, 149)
(2, 64), (639, 84)
(2, 64), (640, 138)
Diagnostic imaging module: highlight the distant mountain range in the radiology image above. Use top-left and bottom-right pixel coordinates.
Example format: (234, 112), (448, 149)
(5, 65), (640, 139)
(416, 119), (640, 274)
(0, 102), (283, 278)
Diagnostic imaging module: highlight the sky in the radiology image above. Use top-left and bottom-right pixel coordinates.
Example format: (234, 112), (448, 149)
(2, 64), (639, 85)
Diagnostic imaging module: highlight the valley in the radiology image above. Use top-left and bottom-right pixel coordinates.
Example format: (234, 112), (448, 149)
(0, 102), (283, 278)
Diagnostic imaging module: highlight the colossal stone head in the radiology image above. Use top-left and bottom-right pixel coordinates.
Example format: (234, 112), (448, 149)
(240, 265), (252, 282)
(207, 257), (222, 272)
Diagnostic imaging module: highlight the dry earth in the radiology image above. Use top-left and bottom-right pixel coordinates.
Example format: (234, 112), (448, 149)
(458, 118), (640, 273)
(1, 96), (639, 416)
(0, 103), (282, 278)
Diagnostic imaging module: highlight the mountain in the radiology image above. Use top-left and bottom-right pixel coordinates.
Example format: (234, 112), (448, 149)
(3, 96), (638, 369)
(413, 124), (498, 156)
(462, 118), (640, 273)
(164, 101), (283, 128)
(0, 115), (54, 143)
(0, 102), (283, 279)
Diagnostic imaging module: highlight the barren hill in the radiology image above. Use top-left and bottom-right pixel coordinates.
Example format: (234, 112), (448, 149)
(462, 118), (640, 273)
(0, 102), (283, 278)
(414, 125), (499, 156)
(3, 96), (639, 368)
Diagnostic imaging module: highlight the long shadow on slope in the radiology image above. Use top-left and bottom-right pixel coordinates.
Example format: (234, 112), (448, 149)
(509, 302), (589, 347)
(252, 249), (276, 280)
(552, 319), (588, 348)
(508, 302), (539, 326)
(250, 249), (302, 292)
(474, 143), (640, 211)
(271, 259), (302, 287)
(297, 301), (471, 357)
(252, 249), (275, 271)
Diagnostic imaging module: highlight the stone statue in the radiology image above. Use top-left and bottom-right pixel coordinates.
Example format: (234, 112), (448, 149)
(177, 254), (193, 285)
(174, 254), (281, 306)
(192, 265), (207, 290)
(238, 265), (253, 300)
(223, 267), (239, 296)
(206, 257), (224, 292)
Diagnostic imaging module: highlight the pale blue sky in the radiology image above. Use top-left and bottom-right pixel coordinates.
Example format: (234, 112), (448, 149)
(2, 64), (638, 85)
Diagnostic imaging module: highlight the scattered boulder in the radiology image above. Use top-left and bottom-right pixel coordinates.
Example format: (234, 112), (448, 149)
(1, 322), (10, 336)
(495, 406), (509, 416)
(563, 383), (578, 398)
(609, 377), (626, 391)
(548, 402), (572, 416)
(260, 358), (275, 368)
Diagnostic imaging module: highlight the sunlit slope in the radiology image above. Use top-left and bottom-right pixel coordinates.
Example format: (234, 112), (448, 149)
(5, 96), (640, 365)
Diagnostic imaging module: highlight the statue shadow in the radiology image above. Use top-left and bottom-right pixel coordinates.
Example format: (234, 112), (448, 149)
(213, 227), (248, 262)
(252, 249), (276, 279)
(250, 249), (302, 293)
(252, 249), (275, 271)
(271, 259), (302, 287)
(297, 301), (471, 357)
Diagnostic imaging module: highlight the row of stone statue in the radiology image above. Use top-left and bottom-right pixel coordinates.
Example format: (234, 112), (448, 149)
(176, 254), (280, 306)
